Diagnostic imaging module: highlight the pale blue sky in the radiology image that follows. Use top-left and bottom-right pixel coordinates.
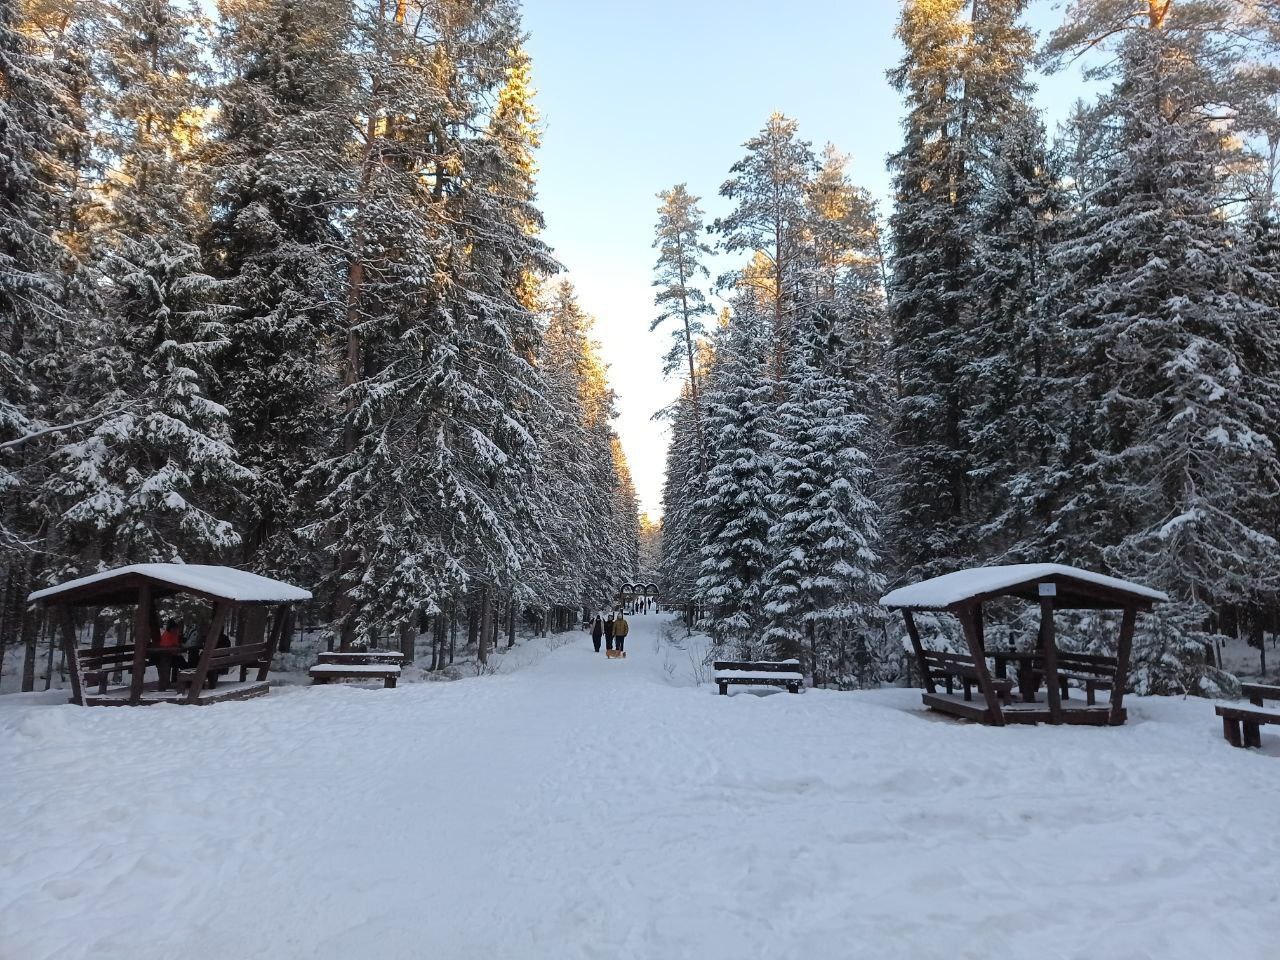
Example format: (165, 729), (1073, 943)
(521, 0), (1088, 514)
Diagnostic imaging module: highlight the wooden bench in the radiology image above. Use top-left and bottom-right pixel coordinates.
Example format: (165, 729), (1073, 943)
(1053, 652), (1117, 706)
(310, 650), (403, 689)
(75, 644), (140, 692)
(175, 642), (270, 690)
(713, 660), (802, 695)
(1216, 683), (1280, 748)
(923, 651), (1013, 705)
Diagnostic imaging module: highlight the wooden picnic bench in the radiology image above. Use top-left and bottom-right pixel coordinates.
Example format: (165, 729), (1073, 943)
(925, 650), (1014, 705)
(992, 650), (1116, 705)
(1216, 682), (1280, 748)
(174, 642), (270, 692)
(713, 660), (803, 695)
(76, 644), (140, 694)
(309, 650), (404, 689)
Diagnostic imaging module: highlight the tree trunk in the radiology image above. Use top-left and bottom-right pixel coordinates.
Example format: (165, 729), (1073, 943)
(507, 599), (517, 649)
(449, 602), (457, 663)
(466, 601), (479, 652)
(21, 608), (39, 692)
(399, 620), (415, 663)
(478, 589), (492, 665)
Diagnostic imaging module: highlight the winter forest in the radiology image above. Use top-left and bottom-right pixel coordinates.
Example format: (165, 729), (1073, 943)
(6, 2), (1280, 957)
(660, 0), (1280, 696)
(1, 0), (642, 683)
(3, 0), (1280, 698)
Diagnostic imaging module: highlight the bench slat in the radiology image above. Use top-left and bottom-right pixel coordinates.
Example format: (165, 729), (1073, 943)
(714, 670), (804, 681)
(712, 660), (800, 673)
(309, 664), (401, 676)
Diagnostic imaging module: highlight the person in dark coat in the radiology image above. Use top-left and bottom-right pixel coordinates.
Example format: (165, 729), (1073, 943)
(604, 614), (616, 652)
(590, 614), (604, 653)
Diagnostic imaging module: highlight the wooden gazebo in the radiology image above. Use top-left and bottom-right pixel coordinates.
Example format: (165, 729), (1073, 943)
(880, 563), (1166, 726)
(29, 564), (311, 706)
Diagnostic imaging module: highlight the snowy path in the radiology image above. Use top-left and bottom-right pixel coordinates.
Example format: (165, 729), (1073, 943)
(2, 613), (1279, 960)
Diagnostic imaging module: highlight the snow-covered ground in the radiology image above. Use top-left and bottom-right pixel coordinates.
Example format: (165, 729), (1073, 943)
(2, 613), (1277, 960)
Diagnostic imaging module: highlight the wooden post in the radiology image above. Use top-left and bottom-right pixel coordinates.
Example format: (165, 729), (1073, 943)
(1109, 605), (1137, 725)
(129, 584), (153, 704)
(902, 610), (934, 693)
(187, 602), (230, 704)
(957, 603), (1005, 726)
(1039, 591), (1063, 724)
(60, 607), (85, 706)
(259, 604), (288, 682)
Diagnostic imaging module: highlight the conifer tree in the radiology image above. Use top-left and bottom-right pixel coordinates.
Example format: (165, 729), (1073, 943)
(49, 0), (251, 567)
(762, 309), (883, 683)
(651, 184), (713, 464)
(885, 0), (1036, 581)
(658, 388), (705, 624)
(0, 0), (74, 553)
(714, 114), (816, 381)
(696, 309), (774, 653)
(203, 0), (354, 578)
(962, 108), (1064, 560)
(1041, 0), (1280, 692)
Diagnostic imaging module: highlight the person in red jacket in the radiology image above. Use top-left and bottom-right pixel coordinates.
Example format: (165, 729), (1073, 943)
(158, 620), (181, 648)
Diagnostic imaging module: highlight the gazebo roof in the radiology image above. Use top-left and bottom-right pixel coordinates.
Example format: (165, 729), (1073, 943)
(879, 563), (1167, 611)
(29, 564), (312, 607)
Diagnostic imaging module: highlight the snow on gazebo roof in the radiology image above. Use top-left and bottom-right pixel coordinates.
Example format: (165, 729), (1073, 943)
(29, 564), (312, 605)
(878, 563), (1167, 611)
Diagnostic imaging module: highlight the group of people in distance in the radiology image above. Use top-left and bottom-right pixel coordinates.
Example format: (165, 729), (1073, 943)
(589, 611), (630, 656)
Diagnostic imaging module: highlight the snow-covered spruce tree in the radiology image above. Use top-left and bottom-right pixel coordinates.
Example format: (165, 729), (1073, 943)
(537, 281), (609, 613)
(761, 308), (884, 685)
(0, 2), (72, 554)
(1040, 1), (1280, 694)
(696, 306), (775, 654)
(658, 387), (705, 624)
(713, 113), (817, 382)
(202, 0), (355, 581)
(651, 183), (713, 466)
(609, 436), (641, 585)
(314, 2), (557, 650)
(885, 0), (1036, 582)
(961, 106), (1065, 562)
(48, 0), (251, 568)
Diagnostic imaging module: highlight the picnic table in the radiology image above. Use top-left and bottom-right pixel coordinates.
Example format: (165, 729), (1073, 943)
(1216, 683), (1280, 748)
(309, 650), (404, 688)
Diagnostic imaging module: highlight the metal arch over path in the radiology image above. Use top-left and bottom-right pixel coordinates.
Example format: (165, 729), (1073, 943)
(615, 582), (660, 612)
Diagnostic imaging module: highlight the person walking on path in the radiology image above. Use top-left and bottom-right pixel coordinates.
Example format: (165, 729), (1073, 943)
(604, 613), (616, 652)
(613, 612), (629, 655)
(590, 614), (604, 653)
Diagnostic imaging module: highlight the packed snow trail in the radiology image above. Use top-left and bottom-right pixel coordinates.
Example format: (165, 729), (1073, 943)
(2, 613), (1278, 960)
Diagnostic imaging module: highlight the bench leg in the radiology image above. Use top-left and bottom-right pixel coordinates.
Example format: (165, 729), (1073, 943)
(385, 675), (397, 690)
(962, 679), (971, 702)
(718, 681), (728, 696)
(1244, 720), (1262, 749)
(1086, 683), (1096, 707)
(1223, 715), (1243, 747)
(1059, 678), (1070, 701)
(787, 683), (798, 694)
